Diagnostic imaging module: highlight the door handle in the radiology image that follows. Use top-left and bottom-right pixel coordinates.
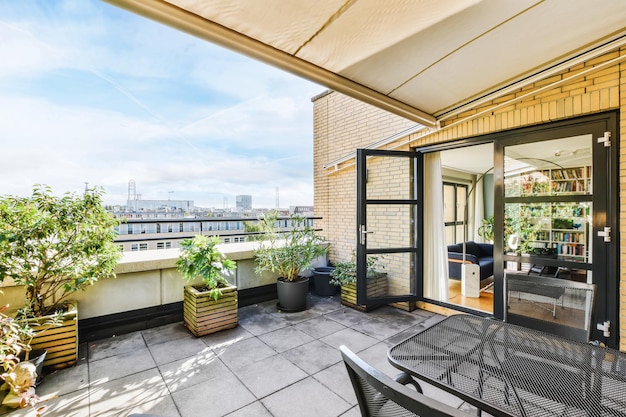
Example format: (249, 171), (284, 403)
(359, 225), (373, 245)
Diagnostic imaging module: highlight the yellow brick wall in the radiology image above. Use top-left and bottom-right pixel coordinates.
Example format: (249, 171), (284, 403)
(313, 47), (626, 348)
(313, 91), (415, 263)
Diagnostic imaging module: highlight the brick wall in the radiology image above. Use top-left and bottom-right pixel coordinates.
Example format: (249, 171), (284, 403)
(312, 91), (415, 263)
(313, 47), (626, 348)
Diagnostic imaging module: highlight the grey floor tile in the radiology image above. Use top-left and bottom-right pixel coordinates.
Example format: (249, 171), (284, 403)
(224, 401), (273, 417)
(232, 354), (308, 398)
(339, 405), (362, 416)
(348, 316), (411, 341)
(258, 326), (315, 353)
(159, 349), (232, 393)
(255, 300), (282, 314)
(200, 325), (254, 350)
(325, 307), (371, 329)
(261, 377), (351, 417)
(88, 332), (146, 361)
(281, 340), (341, 375)
(238, 309), (288, 336)
(320, 328), (379, 353)
(89, 347), (156, 385)
(172, 372), (255, 417)
(37, 362), (89, 398)
(4, 295), (444, 417)
(148, 336), (209, 366)
(306, 295), (344, 315)
(313, 362), (357, 405)
(88, 368), (169, 416)
(294, 315), (347, 339)
(112, 395), (181, 417)
(214, 337), (277, 370)
(33, 387), (90, 417)
(353, 342), (400, 377)
(141, 322), (192, 346)
(271, 307), (320, 325)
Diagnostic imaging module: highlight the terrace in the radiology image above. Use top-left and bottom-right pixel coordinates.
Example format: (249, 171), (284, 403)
(0, 294), (479, 417)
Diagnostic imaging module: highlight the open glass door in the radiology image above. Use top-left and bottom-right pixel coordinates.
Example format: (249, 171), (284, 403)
(356, 149), (421, 307)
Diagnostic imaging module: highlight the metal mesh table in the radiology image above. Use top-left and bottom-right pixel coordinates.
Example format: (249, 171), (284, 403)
(388, 315), (626, 417)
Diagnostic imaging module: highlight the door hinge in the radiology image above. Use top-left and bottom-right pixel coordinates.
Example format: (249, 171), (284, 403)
(597, 131), (611, 147)
(597, 321), (611, 337)
(597, 227), (611, 242)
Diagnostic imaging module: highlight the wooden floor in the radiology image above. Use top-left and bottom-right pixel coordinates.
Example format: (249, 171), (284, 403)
(448, 279), (494, 314)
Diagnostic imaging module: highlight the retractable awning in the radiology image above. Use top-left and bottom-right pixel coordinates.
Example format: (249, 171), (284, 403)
(105, 0), (626, 128)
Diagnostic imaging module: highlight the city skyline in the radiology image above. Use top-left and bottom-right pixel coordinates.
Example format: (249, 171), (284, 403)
(0, 1), (322, 208)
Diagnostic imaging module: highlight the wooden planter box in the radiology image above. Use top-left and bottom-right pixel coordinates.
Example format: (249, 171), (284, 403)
(184, 285), (238, 337)
(26, 302), (78, 371)
(341, 272), (388, 312)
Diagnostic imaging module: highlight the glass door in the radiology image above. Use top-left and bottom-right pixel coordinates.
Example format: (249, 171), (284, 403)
(356, 149), (421, 306)
(498, 114), (618, 346)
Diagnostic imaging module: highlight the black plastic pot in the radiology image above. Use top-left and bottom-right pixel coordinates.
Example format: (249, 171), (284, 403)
(313, 267), (338, 296)
(19, 349), (47, 385)
(277, 276), (310, 312)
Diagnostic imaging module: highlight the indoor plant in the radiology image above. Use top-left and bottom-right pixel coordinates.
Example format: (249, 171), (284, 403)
(254, 212), (328, 311)
(330, 252), (387, 311)
(0, 185), (121, 370)
(477, 215), (495, 242)
(176, 235), (238, 336)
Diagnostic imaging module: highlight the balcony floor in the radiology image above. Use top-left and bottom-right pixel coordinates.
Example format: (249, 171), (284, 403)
(2, 294), (484, 417)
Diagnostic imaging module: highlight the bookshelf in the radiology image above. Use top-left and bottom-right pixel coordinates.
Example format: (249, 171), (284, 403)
(505, 166), (591, 197)
(505, 165), (591, 262)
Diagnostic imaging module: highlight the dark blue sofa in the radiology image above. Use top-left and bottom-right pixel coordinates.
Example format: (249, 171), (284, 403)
(447, 241), (494, 281)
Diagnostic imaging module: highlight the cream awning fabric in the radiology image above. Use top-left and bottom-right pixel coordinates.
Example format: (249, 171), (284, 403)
(105, 0), (626, 128)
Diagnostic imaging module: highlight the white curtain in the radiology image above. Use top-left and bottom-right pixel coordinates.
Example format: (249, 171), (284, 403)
(423, 152), (448, 301)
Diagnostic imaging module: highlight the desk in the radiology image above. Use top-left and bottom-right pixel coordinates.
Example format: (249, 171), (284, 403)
(388, 315), (626, 417)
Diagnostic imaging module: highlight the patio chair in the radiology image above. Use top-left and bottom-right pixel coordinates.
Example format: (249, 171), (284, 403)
(504, 272), (596, 342)
(340, 345), (472, 417)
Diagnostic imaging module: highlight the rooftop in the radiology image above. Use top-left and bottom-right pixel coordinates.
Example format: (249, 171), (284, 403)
(1, 295), (480, 417)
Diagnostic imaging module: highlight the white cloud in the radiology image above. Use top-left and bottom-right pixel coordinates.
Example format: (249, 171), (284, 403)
(0, 0), (324, 209)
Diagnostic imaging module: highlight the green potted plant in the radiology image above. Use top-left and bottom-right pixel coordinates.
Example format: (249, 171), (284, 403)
(0, 185), (121, 370)
(176, 235), (238, 336)
(330, 252), (387, 311)
(254, 212), (328, 312)
(0, 304), (41, 409)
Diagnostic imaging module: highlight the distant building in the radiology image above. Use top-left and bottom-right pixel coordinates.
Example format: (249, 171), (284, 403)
(126, 199), (194, 213)
(236, 195), (252, 210)
(113, 215), (316, 251)
(290, 206), (314, 216)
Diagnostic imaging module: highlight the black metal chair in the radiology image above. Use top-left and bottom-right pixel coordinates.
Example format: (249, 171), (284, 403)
(340, 345), (472, 417)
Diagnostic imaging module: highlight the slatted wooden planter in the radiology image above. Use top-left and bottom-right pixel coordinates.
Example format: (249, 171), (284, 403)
(341, 272), (388, 312)
(26, 302), (78, 371)
(184, 285), (238, 337)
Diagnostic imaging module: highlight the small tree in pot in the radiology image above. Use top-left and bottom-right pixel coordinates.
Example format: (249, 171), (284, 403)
(254, 212), (328, 311)
(176, 235), (238, 336)
(0, 185), (121, 370)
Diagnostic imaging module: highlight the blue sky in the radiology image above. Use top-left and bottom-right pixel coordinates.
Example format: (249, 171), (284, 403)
(0, 0), (323, 209)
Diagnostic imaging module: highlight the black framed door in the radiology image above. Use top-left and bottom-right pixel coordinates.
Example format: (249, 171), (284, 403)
(355, 149), (422, 306)
(495, 112), (618, 346)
